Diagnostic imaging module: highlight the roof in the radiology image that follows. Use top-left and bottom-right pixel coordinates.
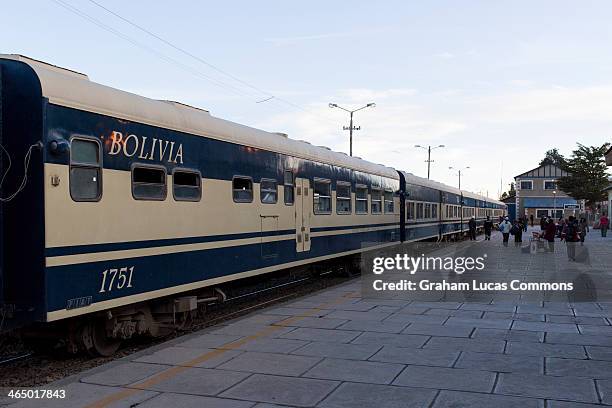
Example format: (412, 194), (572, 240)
(514, 164), (569, 179)
(2, 54), (398, 179)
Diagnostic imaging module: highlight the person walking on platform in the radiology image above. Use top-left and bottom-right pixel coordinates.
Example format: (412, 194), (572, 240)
(468, 216), (477, 240)
(540, 216), (546, 231)
(600, 213), (609, 238)
(530, 214), (534, 227)
(499, 217), (512, 246)
(511, 219), (523, 246)
(543, 218), (556, 252)
(579, 217), (589, 245)
(484, 216), (493, 240)
(563, 216), (579, 261)
(522, 216), (528, 232)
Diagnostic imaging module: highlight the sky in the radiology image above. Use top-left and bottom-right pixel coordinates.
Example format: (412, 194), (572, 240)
(2, 0), (612, 197)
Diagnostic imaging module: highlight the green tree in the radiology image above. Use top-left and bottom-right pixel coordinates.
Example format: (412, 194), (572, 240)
(539, 148), (566, 167)
(500, 182), (516, 200)
(557, 143), (611, 207)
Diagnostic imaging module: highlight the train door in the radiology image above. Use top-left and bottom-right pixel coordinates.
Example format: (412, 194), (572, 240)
(295, 178), (311, 252)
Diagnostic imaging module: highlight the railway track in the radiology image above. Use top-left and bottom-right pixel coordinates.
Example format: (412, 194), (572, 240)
(0, 271), (354, 388)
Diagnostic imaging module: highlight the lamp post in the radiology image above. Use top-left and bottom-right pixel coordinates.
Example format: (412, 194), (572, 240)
(449, 166), (470, 236)
(553, 190), (557, 220)
(329, 102), (376, 156)
(415, 144), (445, 179)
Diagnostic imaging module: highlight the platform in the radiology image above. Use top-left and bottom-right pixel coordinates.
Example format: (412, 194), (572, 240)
(5, 227), (612, 407)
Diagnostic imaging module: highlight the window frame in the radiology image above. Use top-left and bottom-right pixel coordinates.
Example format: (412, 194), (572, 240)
(69, 135), (103, 202)
(232, 175), (254, 203)
(260, 178), (278, 204)
(313, 177), (332, 214)
(355, 184), (369, 214)
(336, 181), (352, 214)
(520, 180), (533, 190)
(384, 190), (394, 214)
(283, 170), (295, 206)
(172, 168), (202, 202)
(371, 187), (383, 214)
(131, 163), (168, 201)
(544, 179), (557, 190)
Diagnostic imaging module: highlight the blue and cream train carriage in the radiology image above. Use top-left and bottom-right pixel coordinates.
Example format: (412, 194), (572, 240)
(0, 55), (504, 354)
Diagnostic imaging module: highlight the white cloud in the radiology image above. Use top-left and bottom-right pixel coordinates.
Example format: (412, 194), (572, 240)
(433, 52), (455, 59)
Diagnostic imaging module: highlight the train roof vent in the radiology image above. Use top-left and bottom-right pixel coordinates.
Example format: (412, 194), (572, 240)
(353, 156), (363, 160)
(274, 132), (289, 138)
(318, 146), (332, 150)
(1, 54), (89, 80)
(160, 100), (210, 114)
(297, 140), (311, 145)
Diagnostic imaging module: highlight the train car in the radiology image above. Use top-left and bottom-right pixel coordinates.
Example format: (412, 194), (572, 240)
(0, 55), (401, 354)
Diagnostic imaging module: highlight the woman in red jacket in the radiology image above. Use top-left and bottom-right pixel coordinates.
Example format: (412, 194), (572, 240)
(600, 214), (609, 238)
(543, 218), (557, 252)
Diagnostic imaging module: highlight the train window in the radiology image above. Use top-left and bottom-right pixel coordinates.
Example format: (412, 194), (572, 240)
(432, 204), (438, 219)
(173, 170), (201, 202)
(356, 185), (368, 214)
(260, 178), (278, 204)
(416, 202), (424, 219)
(314, 178), (331, 214)
(70, 138), (102, 202)
(284, 170), (294, 205)
(233, 176), (253, 202)
(336, 182), (352, 214)
(425, 203), (431, 218)
(371, 189), (382, 214)
(384, 191), (394, 213)
(407, 201), (415, 220)
(132, 165), (167, 200)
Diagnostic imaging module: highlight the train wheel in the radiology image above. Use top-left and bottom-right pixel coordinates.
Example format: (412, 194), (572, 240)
(79, 320), (121, 357)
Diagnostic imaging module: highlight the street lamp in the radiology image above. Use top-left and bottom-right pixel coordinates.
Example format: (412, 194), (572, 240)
(415, 144), (445, 179)
(553, 190), (557, 220)
(329, 102), (376, 156)
(448, 166), (470, 190)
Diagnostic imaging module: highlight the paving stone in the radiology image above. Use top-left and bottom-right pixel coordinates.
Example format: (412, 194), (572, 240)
(324, 310), (393, 321)
(547, 357), (612, 379)
(411, 301), (462, 310)
(585, 345), (612, 361)
(351, 331), (428, 348)
(425, 309), (484, 318)
(369, 346), (459, 367)
(291, 341), (381, 360)
(136, 367), (250, 396)
(579, 325), (612, 335)
(455, 351), (543, 374)
(506, 341), (587, 359)
(253, 404), (298, 408)
(370, 305), (402, 313)
(219, 338), (309, 353)
(276, 317), (349, 329)
(460, 303), (517, 312)
(547, 401), (605, 408)
(472, 328), (545, 342)
(393, 365), (496, 392)
(138, 392), (254, 408)
(395, 305), (431, 314)
(402, 323), (473, 337)
(485, 312), (545, 321)
(279, 328), (360, 343)
(512, 321), (579, 333)
(432, 390), (542, 408)
(239, 314), (292, 325)
(495, 372), (598, 403)
(175, 333), (243, 349)
(546, 315), (608, 325)
(81, 362), (169, 386)
(546, 332), (612, 347)
(359, 299), (411, 307)
(6, 382), (158, 408)
(518, 305), (574, 316)
(596, 379), (612, 405)
(303, 358), (404, 384)
(383, 314), (447, 325)
(216, 351), (321, 376)
(445, 317), (513, 329)
(212, 324), (294, 337)
(424, 337), (506, 353)
(133, 346), (243, 368)
(262, 307), (332, 317)
(220, 373), (339, 407)
(336, 320), (407, 333)
(318, 382), (437, 408)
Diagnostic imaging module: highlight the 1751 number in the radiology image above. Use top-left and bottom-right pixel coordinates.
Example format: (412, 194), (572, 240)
(99, 266), (134, 293)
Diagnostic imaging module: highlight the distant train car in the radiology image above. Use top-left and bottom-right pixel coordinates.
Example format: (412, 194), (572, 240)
(0, 55), (504, 355)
